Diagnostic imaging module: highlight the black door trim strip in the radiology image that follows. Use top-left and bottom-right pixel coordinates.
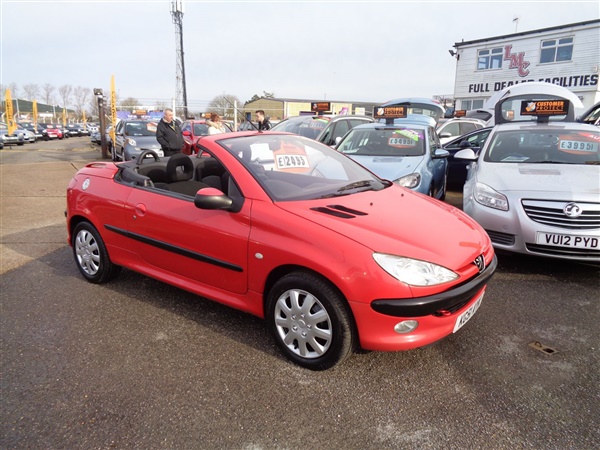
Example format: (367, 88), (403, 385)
(105, 225), (243, 272)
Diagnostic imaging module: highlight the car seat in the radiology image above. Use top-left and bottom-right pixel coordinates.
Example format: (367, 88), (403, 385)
(166, 153), (207, 196)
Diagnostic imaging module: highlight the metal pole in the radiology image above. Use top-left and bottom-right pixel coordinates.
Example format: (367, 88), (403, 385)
(179, 20), (188, 119)
(234, 100), (238, 131)
(95, 90), (109, 159)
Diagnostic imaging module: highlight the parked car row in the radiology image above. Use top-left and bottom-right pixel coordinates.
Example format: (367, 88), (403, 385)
(1, 123), (96, 144)
(0, 123), (25, 149)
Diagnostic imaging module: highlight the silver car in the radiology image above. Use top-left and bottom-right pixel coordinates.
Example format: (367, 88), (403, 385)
(112, 119), (164, 161)
(0, 123), (25, 146)
(457, 112), (600, 262)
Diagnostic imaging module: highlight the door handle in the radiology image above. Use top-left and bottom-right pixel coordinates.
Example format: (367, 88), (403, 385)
(135, 203), (147, 217)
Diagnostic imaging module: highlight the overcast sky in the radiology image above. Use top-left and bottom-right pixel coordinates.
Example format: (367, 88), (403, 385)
(1, 0), (599, 109)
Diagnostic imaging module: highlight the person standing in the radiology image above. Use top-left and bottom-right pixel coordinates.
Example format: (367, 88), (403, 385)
(255, 110), (271, 131)
(207, 113), (226, 135)
(156, 108), (184, 156)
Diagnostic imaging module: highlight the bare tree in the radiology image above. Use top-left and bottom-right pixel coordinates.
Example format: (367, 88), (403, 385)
(155, 100), (168, 111)
(58, 84), (73, 108)
(42, 83), (55, 105)
(7, 82), (18, 98)
(73, 86), (91, 119)
(22, 83), (40, 101)
(207, 94), (242, 119)
(120, 97), (140, 110)
(88, 96), (100, 119)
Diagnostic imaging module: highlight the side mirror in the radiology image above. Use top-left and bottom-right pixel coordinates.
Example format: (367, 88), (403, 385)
(182, 130), (191, 136)
(433, 149), (450, 159)
(194, 187), (233, 210)
(438, 131), (452, 138)
(454, 148), (478, 161)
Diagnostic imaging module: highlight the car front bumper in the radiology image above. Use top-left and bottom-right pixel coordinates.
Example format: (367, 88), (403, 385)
(464, 194), (600, 262)
(350, 255), (497, 351)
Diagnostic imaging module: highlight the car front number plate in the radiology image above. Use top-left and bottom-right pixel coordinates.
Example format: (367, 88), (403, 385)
(536, 232), (599, 249)
(453, 290), (484, 333)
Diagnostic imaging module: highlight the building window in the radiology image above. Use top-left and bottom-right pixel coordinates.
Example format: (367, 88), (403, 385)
(540, 37), (573, 63)
(477, 47), (503, 70)
(461, 99), (484, 111)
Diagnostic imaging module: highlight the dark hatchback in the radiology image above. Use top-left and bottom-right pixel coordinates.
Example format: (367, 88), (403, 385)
(442, 127), (492, 187)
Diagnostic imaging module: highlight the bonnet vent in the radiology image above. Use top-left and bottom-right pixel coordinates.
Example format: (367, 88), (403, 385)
(310, 205), (369, 219)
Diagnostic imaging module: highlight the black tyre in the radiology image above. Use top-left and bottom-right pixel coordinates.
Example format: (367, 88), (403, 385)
(72, 221), (121, 284)
(111, 144), (118, 162)
(266, 271), (356, 370)
(439, 169), (448, 201)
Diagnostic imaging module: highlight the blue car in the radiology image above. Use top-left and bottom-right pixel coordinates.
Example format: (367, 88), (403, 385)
(336, 115), (449, 200)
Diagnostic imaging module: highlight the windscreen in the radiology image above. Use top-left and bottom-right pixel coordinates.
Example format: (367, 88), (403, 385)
(484, 129), (600, 164)
(218, 134), (388, 201)
(271, 117), (332, 140)
(337, 128), (426, 157)
(126, 122), (158, 136)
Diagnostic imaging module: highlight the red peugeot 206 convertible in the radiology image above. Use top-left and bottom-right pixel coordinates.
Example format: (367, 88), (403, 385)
(66, 131), (496, 370)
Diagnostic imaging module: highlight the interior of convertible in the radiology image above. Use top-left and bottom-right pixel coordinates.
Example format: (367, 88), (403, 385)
(118, 152), (235, 197)
(116, 136), (388, 203)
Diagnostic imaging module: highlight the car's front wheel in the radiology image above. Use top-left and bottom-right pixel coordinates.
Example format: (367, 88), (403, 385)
(266, 271), (356, 370)
(72, 221), (121, 284)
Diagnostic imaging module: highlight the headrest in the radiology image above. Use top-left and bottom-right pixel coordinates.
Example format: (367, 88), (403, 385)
(167, 153), (194, 182)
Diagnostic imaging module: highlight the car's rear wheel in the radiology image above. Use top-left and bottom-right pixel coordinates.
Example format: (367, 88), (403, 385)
(72, 222), (120, 284)
(266, 271), (356, 370)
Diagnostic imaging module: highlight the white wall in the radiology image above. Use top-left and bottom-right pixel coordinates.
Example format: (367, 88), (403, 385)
(453, 21), (599, 109)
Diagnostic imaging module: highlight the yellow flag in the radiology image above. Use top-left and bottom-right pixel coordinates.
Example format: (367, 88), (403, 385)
(82, 110), (87, 130)
(4, 89), (16, 134)
(110, 75), (117, 144)
(32, 100), (38, 130)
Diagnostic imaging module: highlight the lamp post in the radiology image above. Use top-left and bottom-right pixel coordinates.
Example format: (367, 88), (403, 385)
(94, 89), (109, 159)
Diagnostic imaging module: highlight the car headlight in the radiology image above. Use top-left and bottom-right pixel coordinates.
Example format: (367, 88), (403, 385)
(373, 253), (458, 286)
(126, 138), (137, 146)
(396, 173), (420, 189)
(474, 182), (508, 211)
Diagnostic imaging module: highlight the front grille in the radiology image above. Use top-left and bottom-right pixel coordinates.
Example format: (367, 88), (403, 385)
(522, 200), (600, 230)
(485, 229), (515, 246)
(526, 243), (600, 259)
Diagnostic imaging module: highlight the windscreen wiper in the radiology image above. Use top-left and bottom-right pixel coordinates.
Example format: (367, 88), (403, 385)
(336, 180), (374, 192)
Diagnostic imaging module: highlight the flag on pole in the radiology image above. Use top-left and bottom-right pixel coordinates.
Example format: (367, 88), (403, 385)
(4, 89), (16, 134)
(33, 100), (38, 131)
(110, 75), (117, 144)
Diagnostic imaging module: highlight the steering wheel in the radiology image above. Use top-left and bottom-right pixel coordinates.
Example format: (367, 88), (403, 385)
(136, 150), (160, 165)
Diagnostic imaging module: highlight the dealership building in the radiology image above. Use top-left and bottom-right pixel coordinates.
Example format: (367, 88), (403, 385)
(450, 19), (599, 111)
